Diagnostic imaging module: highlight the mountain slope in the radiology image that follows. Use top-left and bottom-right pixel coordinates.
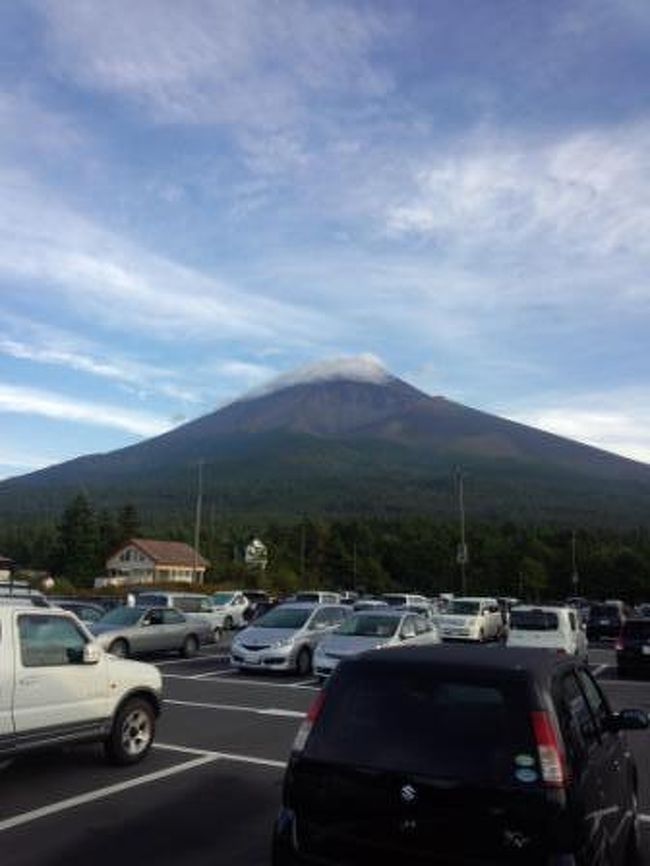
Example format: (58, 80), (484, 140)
(1, 361), (648, 524)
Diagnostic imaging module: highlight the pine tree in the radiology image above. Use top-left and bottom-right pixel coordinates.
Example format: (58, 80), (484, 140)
(55, 494), (101, 585)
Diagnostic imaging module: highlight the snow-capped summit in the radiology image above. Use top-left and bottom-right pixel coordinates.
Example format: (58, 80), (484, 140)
(242, 354), (391, 401)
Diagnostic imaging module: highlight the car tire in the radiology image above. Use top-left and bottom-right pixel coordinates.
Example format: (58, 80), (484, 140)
(295, 647), (312, 676)
(104, 697), (155, 766)
(181, 635), (199, 658)
(224, 615), (234, 630)
(108, 638), (129, 658)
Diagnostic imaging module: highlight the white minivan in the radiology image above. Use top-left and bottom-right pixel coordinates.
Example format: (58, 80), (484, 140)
(506, 605), (588, 660)
(436, 597), (503, 642)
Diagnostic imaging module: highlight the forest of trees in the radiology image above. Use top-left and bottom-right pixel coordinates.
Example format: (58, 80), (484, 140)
(1, 493), (650, 602)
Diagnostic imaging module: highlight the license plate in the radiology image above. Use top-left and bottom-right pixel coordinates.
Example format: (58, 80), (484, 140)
(642, 646), (650, 656)
(244, 654), (261, 665)
(599, 619), (609, 626)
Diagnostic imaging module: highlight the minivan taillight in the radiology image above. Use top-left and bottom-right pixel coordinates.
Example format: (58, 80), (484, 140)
(292, 690), (326, 753)
(531, 711), (568, 788)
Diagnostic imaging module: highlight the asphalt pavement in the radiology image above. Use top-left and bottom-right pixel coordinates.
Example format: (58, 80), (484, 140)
(1, 640), (649, 866)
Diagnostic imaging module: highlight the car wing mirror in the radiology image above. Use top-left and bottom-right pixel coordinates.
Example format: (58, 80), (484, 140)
(83, 642), (102, 664)
(608, 709), (650, 732)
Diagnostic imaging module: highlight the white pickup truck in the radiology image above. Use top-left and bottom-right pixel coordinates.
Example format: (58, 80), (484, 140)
(0, 601), (162, 765)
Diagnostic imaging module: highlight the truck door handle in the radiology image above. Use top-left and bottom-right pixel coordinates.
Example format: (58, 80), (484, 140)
(18, 676), (39, 686)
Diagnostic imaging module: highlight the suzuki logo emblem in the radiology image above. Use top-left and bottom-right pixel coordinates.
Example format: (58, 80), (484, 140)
(400, 784), (417, 804)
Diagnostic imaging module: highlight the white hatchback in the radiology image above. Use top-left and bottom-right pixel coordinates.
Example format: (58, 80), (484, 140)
(506, 605), (588, 660)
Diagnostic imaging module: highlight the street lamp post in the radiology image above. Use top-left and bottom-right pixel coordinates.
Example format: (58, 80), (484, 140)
(455, 467), (468, 596)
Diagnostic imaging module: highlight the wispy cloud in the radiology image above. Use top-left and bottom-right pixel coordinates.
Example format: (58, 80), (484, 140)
(0, 383), (170, 437)
(0, 170), (336, 345)
(384, 124), (650, 264)
(507, 390), (650, 464)
(0, 317), (203, 403)
(39, 0), (394, 129)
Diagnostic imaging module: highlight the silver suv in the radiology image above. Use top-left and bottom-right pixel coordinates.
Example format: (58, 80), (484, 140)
(230, 603), (350, 675)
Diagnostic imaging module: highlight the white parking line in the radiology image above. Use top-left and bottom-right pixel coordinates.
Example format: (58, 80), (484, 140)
(0, 754), (218, 833)
(155, 653), (230, 667)
(190, 669), (235, 679)
(164, 698), (305, 718)
(162, 673), (319, 690)
(592, 664), (608, 677)
(155, 741), (287, 769)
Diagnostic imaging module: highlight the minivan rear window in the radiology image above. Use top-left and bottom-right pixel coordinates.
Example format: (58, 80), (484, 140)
(306, 669), (535, 784)
(510, 610), (559, 631)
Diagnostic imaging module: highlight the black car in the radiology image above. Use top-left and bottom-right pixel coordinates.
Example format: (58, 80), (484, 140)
(617, 618), (650, 679)
(53, 598), (107, 624)
(587, 603), (625, 641)
(273, 645), (647, 866)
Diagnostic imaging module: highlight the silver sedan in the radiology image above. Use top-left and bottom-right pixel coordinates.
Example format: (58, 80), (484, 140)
(313, 609), (440, 680)
(90, 605), (213, 658)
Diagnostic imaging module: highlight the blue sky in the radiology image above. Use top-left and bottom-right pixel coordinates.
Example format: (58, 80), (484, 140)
(1, 0), (650, 480)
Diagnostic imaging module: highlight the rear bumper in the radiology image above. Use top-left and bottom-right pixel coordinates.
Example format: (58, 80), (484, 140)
(272, 808), (578, 866)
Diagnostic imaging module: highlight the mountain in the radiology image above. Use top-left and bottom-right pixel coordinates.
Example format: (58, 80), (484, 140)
(1, 358), (649, 525)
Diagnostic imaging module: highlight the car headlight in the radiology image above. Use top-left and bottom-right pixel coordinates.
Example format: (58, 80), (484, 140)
(273, 638), (293, 649)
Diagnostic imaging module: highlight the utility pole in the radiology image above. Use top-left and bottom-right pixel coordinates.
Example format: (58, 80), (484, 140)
(299, 519), (306, 582)
(455, 466), (468, 596)
(570, 530), (579, 594)
(352, 541), (358, 590)
(193, 460), (204, 585)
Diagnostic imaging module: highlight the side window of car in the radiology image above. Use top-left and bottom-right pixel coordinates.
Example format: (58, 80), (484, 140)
(577, 670), (610, 734)
(162, 609), (184, 625)
(569, 612), (577, 631)
(18, 614), (87, 667)
(554, 672), (596, 771)
(328, 607), (347, 625)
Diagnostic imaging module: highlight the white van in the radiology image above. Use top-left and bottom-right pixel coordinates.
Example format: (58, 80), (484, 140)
(507, 605), (588, 660)
(210, 590), (250, 629)
(436, 597), (503, 642)
(137, 591), (225, 637)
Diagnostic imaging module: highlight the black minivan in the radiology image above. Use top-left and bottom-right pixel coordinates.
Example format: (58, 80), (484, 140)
(273, 645), (647, 865)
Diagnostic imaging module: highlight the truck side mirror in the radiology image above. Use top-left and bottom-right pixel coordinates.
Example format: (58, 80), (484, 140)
(83, 643), (102, 664)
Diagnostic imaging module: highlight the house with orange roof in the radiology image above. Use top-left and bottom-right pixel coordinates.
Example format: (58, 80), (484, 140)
(100, 538), (209, 587)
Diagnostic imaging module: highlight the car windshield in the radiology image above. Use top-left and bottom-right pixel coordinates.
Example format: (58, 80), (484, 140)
(337, 614), (399, 638)
(510, 610), (559, 631)
(212, 592), (234, 605)
(448, 601), (480, 616)
(306, 670), (535, 783)
(96, 606), (143, 626)
(254, 607), (311, 629)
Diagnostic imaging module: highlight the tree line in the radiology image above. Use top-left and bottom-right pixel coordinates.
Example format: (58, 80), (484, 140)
(1, 493), (649, 602)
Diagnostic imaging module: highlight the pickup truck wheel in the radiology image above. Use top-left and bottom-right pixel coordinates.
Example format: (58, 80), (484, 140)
(108, 638), (129, 658)
(105, 698), (155, 765)
(181, 635), (199, 658)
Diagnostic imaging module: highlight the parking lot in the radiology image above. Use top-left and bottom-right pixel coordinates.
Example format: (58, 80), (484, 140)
(1, 642), (649, 866)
